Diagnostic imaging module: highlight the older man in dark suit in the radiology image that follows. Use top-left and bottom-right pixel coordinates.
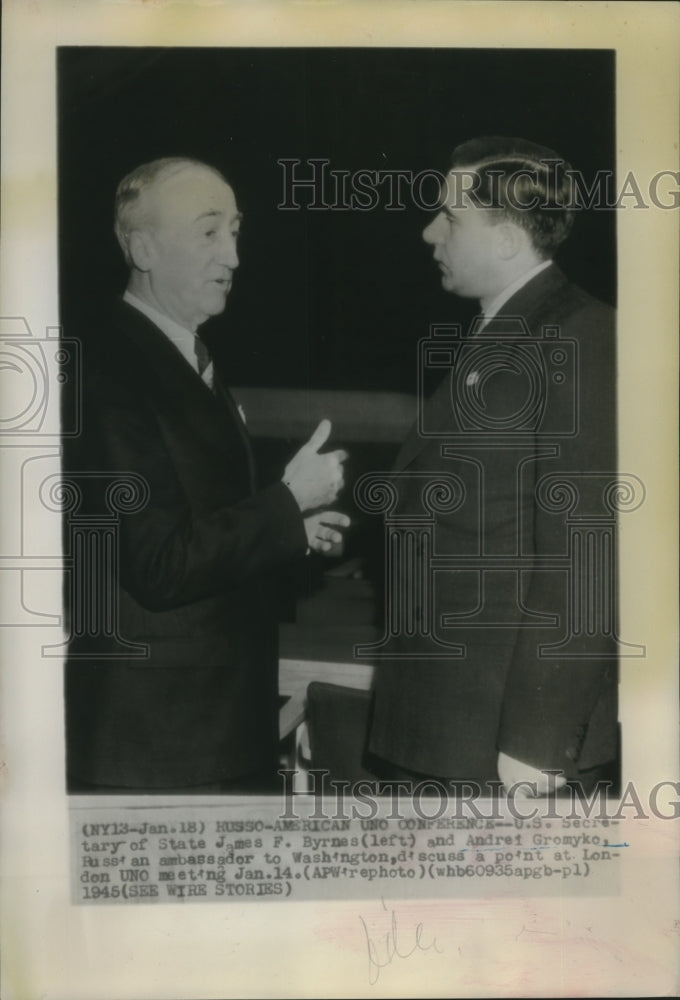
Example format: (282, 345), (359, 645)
(367, 137), (617, 794)
(65, 157), (348, 793)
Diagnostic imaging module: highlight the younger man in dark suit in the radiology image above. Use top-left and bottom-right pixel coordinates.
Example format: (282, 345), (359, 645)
(368, 137), (617, 794)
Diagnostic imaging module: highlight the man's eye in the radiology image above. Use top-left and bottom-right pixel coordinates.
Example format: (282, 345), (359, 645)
(204, 229), (216, 238)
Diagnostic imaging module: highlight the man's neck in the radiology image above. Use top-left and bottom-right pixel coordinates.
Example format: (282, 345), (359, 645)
(126, 275), (197, 334)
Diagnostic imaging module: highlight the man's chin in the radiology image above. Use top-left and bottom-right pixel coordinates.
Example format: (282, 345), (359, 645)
(204, 291), (230, 315)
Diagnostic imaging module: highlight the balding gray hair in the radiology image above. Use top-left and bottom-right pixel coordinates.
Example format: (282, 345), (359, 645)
(114, 157), (226, 266)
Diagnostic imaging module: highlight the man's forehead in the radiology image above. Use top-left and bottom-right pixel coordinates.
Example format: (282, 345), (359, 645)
(148, 165), (237, 214)
(439, 168), (482, 212)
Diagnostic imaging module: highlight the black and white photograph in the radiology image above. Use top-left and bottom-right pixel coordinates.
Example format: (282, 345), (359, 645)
(1, 2), (678, 998)
(59, 45), (619, 798)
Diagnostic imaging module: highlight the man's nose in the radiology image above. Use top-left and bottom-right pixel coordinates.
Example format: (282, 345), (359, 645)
(217, 233), (239, 269)
(422, 214), (443, 245)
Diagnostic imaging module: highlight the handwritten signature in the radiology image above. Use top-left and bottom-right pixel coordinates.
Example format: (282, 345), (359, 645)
(359, 898), (442, 984)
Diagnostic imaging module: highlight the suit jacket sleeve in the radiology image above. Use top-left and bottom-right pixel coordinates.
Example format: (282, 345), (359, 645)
(88, 346), (308, 613)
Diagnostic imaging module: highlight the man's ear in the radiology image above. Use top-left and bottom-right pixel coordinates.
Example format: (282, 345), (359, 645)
(495, 222), (526, 261)
(127, 229), (156, 272)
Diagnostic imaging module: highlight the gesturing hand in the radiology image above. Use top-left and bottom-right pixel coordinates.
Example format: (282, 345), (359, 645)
(283, 419), (348, 513)
(304, 511), (350, 555)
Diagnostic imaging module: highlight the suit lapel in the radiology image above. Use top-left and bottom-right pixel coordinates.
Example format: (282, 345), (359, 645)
(212, 370), (256, 492)
(113, 301), (256, 490)
(394, 265), (571, 471)
(393, 373), (453, 471)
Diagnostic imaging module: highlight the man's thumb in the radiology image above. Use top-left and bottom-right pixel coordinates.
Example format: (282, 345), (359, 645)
(307, 418), (332, 452)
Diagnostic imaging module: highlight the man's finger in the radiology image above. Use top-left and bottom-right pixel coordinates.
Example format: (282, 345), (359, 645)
(306, 418), (332, 452)
(319, 512), (351, 528)
(332, 448), (349, 463)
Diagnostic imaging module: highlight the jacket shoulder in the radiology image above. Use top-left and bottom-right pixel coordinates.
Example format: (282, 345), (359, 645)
(79, 300), (159, 413)
(548, 273), (615, 329)
(563, 281), (615, 319)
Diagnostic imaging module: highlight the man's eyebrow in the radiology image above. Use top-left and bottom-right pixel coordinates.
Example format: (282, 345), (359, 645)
(193, 210), (244, 223)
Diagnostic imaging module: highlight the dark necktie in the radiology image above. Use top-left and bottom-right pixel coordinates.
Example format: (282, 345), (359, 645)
(194, 335), (211, 377)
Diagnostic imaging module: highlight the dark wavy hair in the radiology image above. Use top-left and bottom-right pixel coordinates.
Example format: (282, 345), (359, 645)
(449, 136), (575, 258)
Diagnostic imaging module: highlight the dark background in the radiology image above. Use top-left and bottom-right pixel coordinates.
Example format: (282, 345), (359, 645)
(58, 47), (616, 394)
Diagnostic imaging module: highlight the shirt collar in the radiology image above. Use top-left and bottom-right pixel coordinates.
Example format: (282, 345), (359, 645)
(482, 259), (552, 325)
(123, 289), (209, 378)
